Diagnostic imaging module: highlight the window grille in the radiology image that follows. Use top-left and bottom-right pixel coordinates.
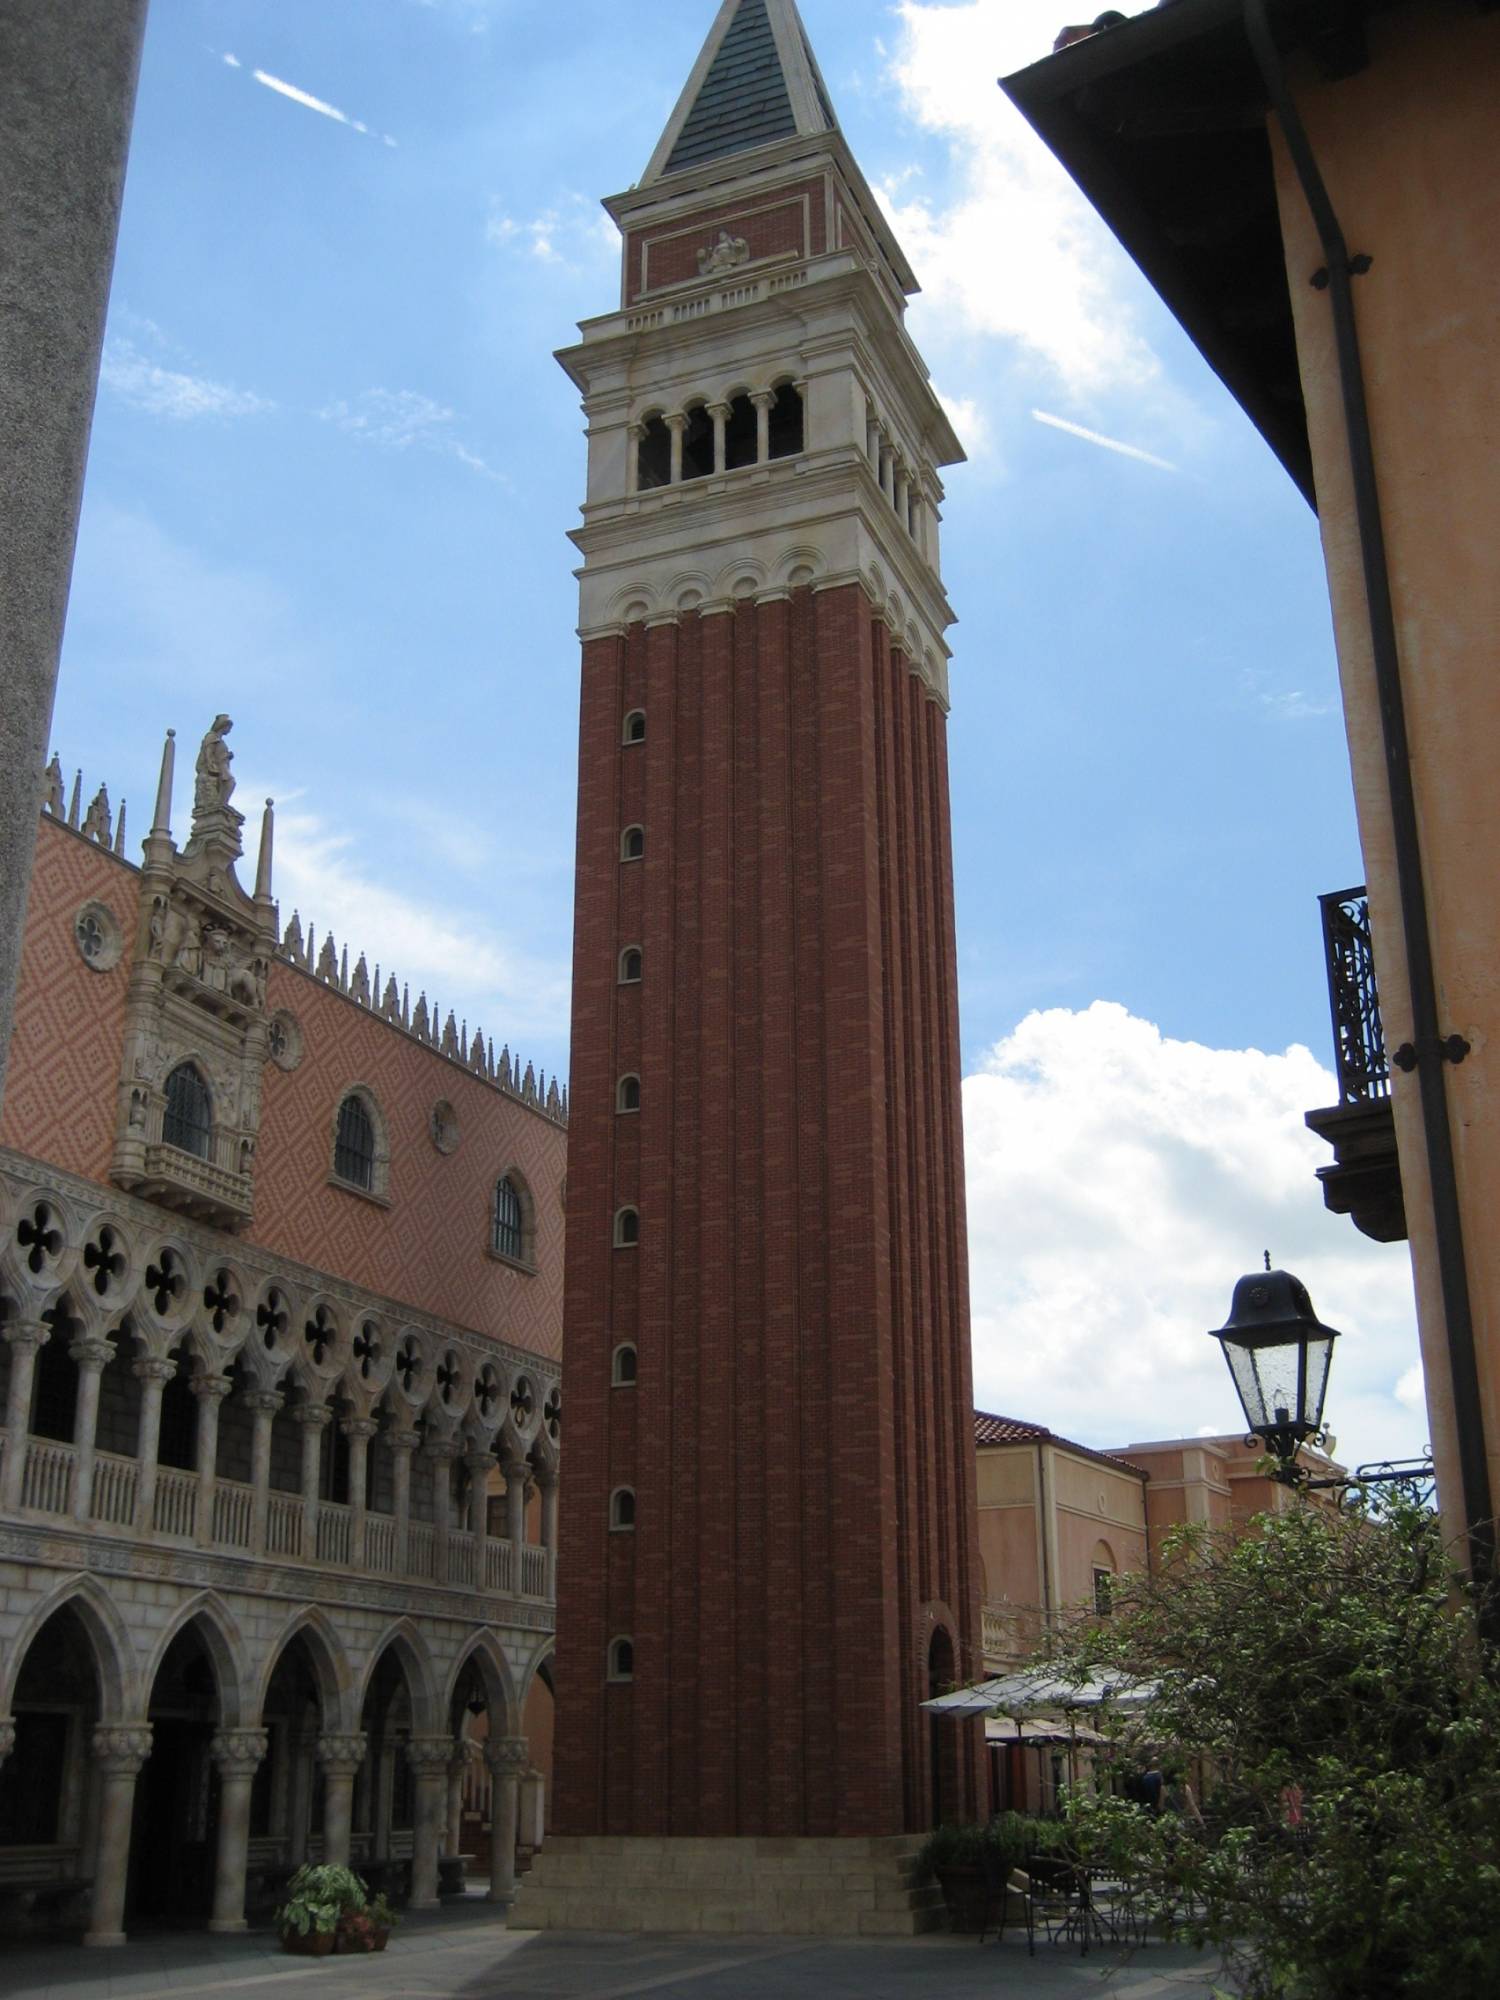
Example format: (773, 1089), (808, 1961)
(335, 1094), (376, 1189)
(493, 1176), (525, 1262)
(163, 1063), (212, 1159)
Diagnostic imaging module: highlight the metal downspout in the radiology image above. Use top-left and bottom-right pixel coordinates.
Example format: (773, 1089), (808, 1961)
(1244, 0), (1495, 1589)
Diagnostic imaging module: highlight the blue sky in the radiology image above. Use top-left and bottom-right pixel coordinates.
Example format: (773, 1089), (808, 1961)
(53, 0), (1426, 1469)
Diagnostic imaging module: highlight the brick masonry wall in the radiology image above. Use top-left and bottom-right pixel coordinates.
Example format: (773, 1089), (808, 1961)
(1, 817), (565, 1361)
(626, 176), (828, 303)
(555, 585), (980, 1841)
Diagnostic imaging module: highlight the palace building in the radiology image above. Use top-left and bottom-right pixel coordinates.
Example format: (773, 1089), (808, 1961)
(0, 721), (564, 1942)
(527, 0), (980, 1935)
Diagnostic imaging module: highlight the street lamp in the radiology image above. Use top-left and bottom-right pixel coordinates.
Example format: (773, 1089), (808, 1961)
(1209, 1257), (1433, 1497)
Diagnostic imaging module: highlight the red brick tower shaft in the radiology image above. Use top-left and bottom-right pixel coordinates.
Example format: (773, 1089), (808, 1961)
(553, 0), (981, 1847)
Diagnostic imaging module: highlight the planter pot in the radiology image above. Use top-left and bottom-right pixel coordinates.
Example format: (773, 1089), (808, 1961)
(935, 1862), (991, 1934)
(335, 1925), (390, 1954)
(281, 1928), (336, 1957)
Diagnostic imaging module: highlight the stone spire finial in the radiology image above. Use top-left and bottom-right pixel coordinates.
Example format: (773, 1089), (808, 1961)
(68, 769), (81, 829)
(113, 800), (126, 855)
(151, 729), (176, 837)
(255, 799), (275, 900)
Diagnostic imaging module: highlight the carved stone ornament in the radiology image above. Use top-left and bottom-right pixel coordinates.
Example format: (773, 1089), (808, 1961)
(91, 1725), (154, 1775)
(194, 715), (236, 815)
(267, 1010), (303, 1072)
(317, 1732), (368, 1776)
(429, 1099), (460, 1156)
(484, 1735), (531, 1780)
(405, 1735), (459, 1778)
(210, 1728), (270, 1773)
(74, 900), (123, 973)
(697, 229), (750, 277)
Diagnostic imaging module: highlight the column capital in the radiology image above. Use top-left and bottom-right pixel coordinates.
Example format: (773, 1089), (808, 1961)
(405, 1734), (457, 1777)
(342, 1416), (380, 1442)
(92, 1724), (152, 1776)
(387, 1426), (422, 1455)
(463, 1447), (495, 1476)
(750, 388), (777, 411)
(663, 410), (688, 434)
(190, 1371), (234, 1403)
(316, 1731), (368, 1776)
(210, 1728), (269, 1774)
(484, 1734), (530, 1779)
(132, 1355), (177, 1386)
(706, 399), (733, 421)
(242, 1389), (284, 1416)
(531, 1459), (559, 1492)
(68, 1335), (114, 1373)
(423, 1432), (464, 1464)
(500, 1449), (532, 1480)
(2, 1321), (45, 1354)
(626, 419), (646, 442)
(291, 1401), (334, 1431)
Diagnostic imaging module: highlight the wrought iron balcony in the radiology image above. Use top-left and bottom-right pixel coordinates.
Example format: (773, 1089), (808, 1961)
(1305, 887), (1405, 1243)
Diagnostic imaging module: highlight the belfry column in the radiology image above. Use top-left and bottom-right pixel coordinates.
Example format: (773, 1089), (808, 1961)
(1, 1322), (43, 1508)
(68, 1336), (113, 1522)
(295, 1402), (333, 1557)
(132, 1355), (174, 1532)
(389, 1426), (419, 1574)
(193, 1372), (232, 1546)
(208, 1730), (269, 1932)
(346, 1417), (378, 1569)
(84, 1725), (152, 1946)
(246, 1390), (283, 1556)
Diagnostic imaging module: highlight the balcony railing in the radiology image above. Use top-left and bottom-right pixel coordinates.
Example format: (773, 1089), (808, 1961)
(1319, 888), (1389, 1105)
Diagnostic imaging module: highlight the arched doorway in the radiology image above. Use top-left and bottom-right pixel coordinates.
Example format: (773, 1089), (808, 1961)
(129, 1624), (221, 1924)
(928, 1627), (959, 1829)
(357, 1647), (417, 1890)
(255, 1635), (327, 1874)
(1, 1604), (101, 1912)
(447, 1657), (489, 1876)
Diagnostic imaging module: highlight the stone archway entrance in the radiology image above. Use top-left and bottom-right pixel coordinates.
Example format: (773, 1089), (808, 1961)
(0, 1604), (102, 1927)
(129, 1625), (221, 1925)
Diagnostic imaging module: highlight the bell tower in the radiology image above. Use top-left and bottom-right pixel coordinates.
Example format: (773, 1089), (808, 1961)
(539, 0), (981, 1928)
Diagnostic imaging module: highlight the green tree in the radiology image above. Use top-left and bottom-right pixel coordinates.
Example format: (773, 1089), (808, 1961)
(1052, 1496), (1500, 2000)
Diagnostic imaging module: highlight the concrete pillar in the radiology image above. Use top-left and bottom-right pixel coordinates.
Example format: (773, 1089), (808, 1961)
(406, 1737), (454, 1909)
(316, 1732), (367, 1868)
(131, 1354), (173, 1532)
(1, 1322), (43, 1508)
(245, 1390), (283, 1556)
(208, 1729), (268, 1933)
(67, 1336), (112, 1521)
(0, 2), (150, 1118)
(294, 1402), (332, 1555)
(752, 390), (775, 465)
(666, 411), (686, 486)
(708, 400), (730, 475)
(345, 1417), (377, 1568)
(84, 1724), (151, 1946)
(192, 1371), (231, 1546)
(485, 1736), (528, 1908)
(389, 1426), (418, 1574)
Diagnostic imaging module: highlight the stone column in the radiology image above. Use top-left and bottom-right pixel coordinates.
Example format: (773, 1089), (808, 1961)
(389, 1426), (419, 1575)
(707, 400), (730, 475)
(84, 1724), (151, 1947)
(294, 1402), (333, 1558)
(502, 1452), (529, 1583)
(1, 1322), (43, 1509)
(484, 1736), (529, 1908)
(131, 1354), (174, 1532)
(316, 1733), (367, 1868)
(0, 1), (150, 1119)
(192, 1371), (232, 1547)
(625, 420), (644, 497)
(520, 1765), (546, 1854)
(426, 1434), (460, 1585)
(665, 411), (686, 486)
(245, 1389), (283, 1556)
(866, 406), (882, 466)
(67, 1335), (112, 1521)
(894, 462), (911, 527)
(345, 1417), (377, 1569)
(879, 437), (896, 503)
(465, 1448), (492, 1588)
(208, 1728), (268, 1933)
(535, 1462), (559, 1599)
(446, 1746), (468, 1860)
(288, 1727), (316, 1865)
(752, 389), (775, 465)
(406, 1737), (455, 1909)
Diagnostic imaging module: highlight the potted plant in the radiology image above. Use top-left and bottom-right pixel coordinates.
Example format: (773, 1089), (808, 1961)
(337, 1892), (398, 1954)
(275, 1863), (368, 1956)
(917, 1815), (1072, 1932)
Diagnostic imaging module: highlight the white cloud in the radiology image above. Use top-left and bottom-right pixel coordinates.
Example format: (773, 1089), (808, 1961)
(101, 340), (274, 423)
(317, 389), (505, 481)
(248, 67), (398, 147)
(964, 1003), (1425, 1469)
(257, 803), (570, 1049)
(882, 1), (1160, 398)
(1031, 408), (1177, 473)
(487, 195), (617, 272)
(1239, 668), (1337, 724)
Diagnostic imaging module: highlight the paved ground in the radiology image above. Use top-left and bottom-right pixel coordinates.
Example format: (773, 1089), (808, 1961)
(0, 1902), (1229, 2000)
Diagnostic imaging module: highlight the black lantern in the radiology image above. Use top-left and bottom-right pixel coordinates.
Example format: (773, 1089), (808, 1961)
(1209, 1260), (1342, 1471)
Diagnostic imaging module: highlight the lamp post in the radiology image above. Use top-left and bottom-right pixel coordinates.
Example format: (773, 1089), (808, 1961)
(1209, 1257), (1434, 1498)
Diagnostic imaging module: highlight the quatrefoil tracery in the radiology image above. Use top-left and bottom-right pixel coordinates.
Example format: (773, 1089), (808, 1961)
(304, 1304), (337, 1367)
(203, 1268), (240, 1334)
(144, 1247), (187, 1319)
(257, 1287), (289, 1351)
(83, 1224), (127, 1298)
(17, 1202), (63, 1276)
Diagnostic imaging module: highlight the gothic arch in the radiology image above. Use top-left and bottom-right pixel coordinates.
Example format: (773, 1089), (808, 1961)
(443, 1630), (520, 1737)
(142, 1590), (247, 1727)
(0, 1573), (136, 1722)
(356, 1618), (441, 1736)
(254, 1605), (355, 1733)
(515, 1641), (556, 1714)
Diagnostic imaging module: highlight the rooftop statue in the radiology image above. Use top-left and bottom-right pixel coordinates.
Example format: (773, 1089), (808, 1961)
(194, 714), (235, 814)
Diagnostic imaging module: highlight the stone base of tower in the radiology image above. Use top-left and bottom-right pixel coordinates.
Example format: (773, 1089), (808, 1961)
(514, 1835), (946, 1936)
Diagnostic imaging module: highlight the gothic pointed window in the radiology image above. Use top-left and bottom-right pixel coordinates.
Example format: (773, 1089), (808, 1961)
(335, 1093), (375, 1189)
(768, 381), (804, 460)
(163, 1062), (212, 1159)
(493, 1175), (524, 1261)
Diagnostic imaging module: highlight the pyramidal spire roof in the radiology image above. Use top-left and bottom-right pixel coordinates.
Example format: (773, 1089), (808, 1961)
(643, 0), (839, 184)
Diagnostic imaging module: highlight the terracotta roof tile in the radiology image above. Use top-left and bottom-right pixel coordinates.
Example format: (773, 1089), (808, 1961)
(973, 1409), (1148, 1479)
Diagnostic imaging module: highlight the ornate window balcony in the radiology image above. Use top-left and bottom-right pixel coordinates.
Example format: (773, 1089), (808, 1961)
(1304, 887), (1405, 1243)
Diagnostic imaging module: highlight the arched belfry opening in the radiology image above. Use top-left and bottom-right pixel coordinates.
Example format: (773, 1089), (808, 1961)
(767, 381), (803, 460)
(637, 416), (672, 490)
